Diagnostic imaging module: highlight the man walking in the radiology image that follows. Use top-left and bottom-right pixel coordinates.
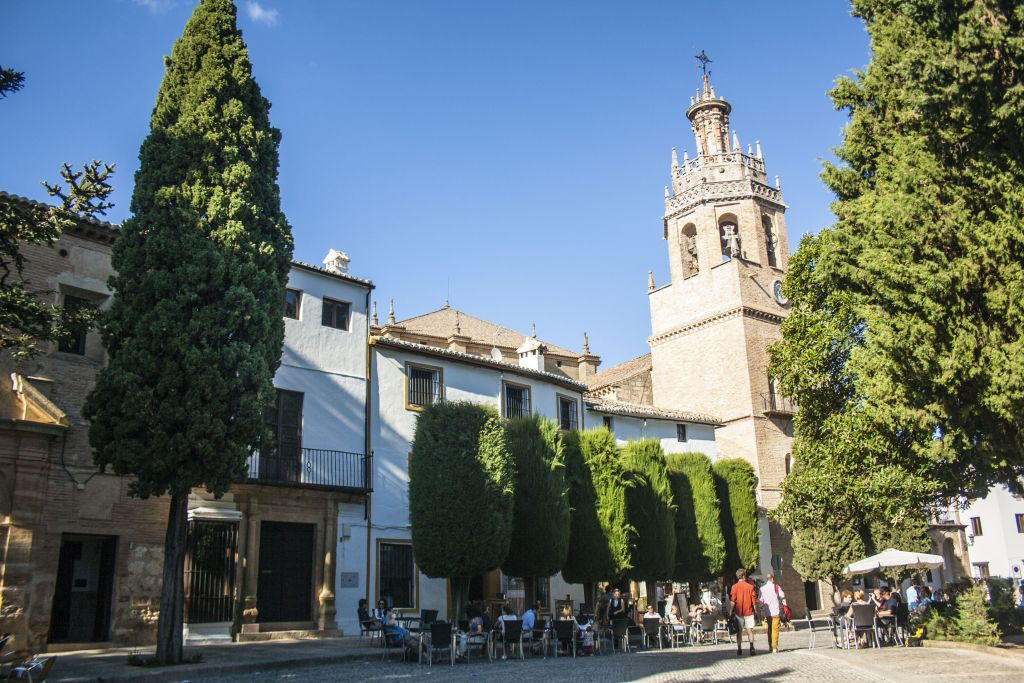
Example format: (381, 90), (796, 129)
(729, 568), (757, 656)
(759, 573), (785, 653)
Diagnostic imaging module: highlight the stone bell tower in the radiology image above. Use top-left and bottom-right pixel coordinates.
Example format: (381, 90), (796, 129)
(647, 73), (807, 609)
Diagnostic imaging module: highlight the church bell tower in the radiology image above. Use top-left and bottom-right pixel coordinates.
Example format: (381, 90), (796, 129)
(648, 71), (801, 605)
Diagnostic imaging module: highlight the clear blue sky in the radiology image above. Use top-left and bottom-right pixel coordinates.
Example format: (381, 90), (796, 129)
(2, 0), (868, 368)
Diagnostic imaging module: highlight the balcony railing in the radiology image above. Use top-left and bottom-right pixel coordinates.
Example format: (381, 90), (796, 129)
(761, 392), (796, 416)
(243, 447), (371, 492)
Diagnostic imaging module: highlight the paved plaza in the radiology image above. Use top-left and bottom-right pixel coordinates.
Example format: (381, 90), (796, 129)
(206, 631), (1024, 682)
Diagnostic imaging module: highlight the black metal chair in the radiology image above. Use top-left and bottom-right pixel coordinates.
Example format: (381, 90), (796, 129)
(851, 604), (880, 649)
(553, 619), (576, 657)
(381, 626), (404, 662)
(642, 617), (663, 649)
(528, 618), (549, 658)
(421, 609), (438, 625)
(604, 618), (630, 653)
(893, 603), (909, 647)
(360, 618), (383, 645)
(423, 621), (455, 667)
(497, 619), (525, 660)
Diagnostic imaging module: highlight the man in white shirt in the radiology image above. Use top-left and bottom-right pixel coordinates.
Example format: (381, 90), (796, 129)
(758, 573), (785, 653)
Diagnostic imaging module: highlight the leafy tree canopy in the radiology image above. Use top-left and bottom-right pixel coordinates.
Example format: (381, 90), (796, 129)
(0, 66), (24, 97)
(665, 452), (725, 584)
(502, 416), (571, 580)
(770, 0), (1024, 521)
(84, 0), (293, 500)
(620, 439), (676, 581)
(713, 458), (759, 574)
(562, 428), (633, 584)
(791, 521), (866, 587)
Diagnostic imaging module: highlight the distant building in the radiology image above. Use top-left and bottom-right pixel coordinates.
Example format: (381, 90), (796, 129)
(962, 486), (1024, 583)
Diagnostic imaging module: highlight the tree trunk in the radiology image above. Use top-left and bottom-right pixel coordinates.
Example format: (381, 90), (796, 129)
(646, 577), (659, 612)
(450, 577), (470, 627)
(155, 491), (188, 665)
(583, 582), (595, 611)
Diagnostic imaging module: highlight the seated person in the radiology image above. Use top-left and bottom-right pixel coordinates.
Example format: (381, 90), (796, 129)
(358, 598), (378, 631)
(643, 603), (661, 621)
(498, 604), (518, 633)
(382, 608), (420, 656)
(916, 586), (934, 612)
(838, 590), (853, 612)
(700, 584), (722, 616)
(877, 588), (899, 630)
(465, 604), (488, 652)
(846, 589), (870, 619)
(373, 599), (389, 622)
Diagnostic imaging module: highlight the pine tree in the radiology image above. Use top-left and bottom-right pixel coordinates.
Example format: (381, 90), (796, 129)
(952, 583), (1001, 646)
(770, 0), (1024, 524)
(713, 458), (759, 575)
(82, 0), (292, 663)
(409, 402), (514, 626)
(561, 428), (633, 595)
(665, 452), (725, 588)
(620, 440), (676, 604)
(501, 417), (571, 602)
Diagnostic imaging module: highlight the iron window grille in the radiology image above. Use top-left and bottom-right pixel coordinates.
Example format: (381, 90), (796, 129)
(379, 542), (415, 610)
(558, 396), (578, 430)
(407, 364), (442, 408)
(676, 424), (687, 442)
(503, 383), (531, 419)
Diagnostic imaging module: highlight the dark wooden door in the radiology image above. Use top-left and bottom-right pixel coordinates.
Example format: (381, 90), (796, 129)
(257, 521), (314, 622)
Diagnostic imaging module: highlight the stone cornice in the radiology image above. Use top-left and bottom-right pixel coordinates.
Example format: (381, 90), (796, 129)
(648, 306), (784, 347)
(663, 178), (786, 224)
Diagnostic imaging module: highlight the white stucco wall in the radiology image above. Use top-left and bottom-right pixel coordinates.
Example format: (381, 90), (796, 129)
(963, 485), (1024, 582)
(343, 344), (586, 628)
(585, 409), (718, 459)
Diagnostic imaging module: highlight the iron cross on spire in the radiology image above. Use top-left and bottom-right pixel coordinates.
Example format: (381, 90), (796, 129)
(694, 50), (712, 78)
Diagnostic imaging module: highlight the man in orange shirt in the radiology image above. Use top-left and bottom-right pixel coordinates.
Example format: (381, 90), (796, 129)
(729, 568), (757, 655)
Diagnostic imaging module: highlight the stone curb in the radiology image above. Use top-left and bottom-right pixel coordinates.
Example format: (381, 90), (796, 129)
(54, 649), (381, 682)
(921, 639), (1024, 661)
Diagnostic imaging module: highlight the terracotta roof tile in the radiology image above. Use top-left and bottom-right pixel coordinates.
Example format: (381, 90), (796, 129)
(583, 399), (721, 426)
(585, 353), (652, 391)
(396, 307), (581, 357)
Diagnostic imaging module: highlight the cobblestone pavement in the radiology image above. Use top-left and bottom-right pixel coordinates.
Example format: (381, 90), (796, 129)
(208, 630), (1024, 682)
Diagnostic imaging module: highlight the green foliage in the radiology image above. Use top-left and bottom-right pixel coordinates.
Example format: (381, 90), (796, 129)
(501, 417), (571, 580)
(84, 0), (293, 499)
(665, 452), (725, 583)
(409, 401), (515, 580)
(1, 70), (115, 359)
(770, 0), (1024, 521)
(713, 458), (759, 574)
(985, 577), (1024, 636)
(951, 584), (1001, 646)
(0, 66), (24, 98)
(791, 521), (866, 586)
(620, 439), (675, 581)
(561, 428), (633, 584)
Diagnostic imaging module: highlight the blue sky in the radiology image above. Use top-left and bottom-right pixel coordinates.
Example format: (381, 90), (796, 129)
(2, 0), (869, 368)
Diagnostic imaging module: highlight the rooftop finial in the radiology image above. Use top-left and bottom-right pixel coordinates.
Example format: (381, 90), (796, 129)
(756, 139), (763, 160)
(648, 271), (656, 291)
(732, 130), (741, 153)
(582, 332), (590, 355)
(454, 310), (461, 334)
(371, 300), (379, 326)
(443, 298), (450, 309)
(664, 185), (670, 199)
(387, 299), (396, 325)
(531, 322), (537, 338)
(671, 147), (678, 168)
(775, 175), (781, 190)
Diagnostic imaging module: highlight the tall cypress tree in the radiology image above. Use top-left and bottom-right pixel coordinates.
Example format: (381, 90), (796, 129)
(620, 440), (676, 604)
(665, 453), (725, 590)
(501, 417), (571, 603)
(713, 458), (760, 575)
(562, 429), (633, 593)
(83, 0), (292, 663)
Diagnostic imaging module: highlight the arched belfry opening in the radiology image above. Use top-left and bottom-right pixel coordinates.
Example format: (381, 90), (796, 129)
(718, 214), (740, 262)
(680, 223), (699, 277)
(763, 215), (778, 267)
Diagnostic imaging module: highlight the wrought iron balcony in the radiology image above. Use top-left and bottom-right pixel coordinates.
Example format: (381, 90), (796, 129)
(761, 392), (796, 417)
(243, 447), (371, 492)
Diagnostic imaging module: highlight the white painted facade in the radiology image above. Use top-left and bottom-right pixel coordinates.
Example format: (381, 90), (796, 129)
(584, 408), (718, 458)
(963, 485), (1024, 583)
(335, 339), (590, 634)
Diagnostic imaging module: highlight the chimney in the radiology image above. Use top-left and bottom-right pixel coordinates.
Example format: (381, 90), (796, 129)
(323, 249), (350, 275)
(516, 337), (547, 372)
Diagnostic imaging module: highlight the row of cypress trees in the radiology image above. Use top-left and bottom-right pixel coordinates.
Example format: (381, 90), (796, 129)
(408, 401), (760, 620)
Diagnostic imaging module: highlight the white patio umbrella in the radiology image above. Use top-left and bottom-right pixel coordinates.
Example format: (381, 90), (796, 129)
(844, 548), (945, 576)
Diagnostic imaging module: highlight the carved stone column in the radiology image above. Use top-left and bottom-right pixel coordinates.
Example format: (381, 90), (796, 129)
(317, 498), (339, 633)
(240, 497), (260, 634)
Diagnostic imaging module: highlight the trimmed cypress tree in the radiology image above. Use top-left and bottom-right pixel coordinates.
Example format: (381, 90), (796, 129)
(409, 402), (514, 626)
(665, 452), (725, 588)
(713, 458), (760, 575)
(620, 440), (675, 603)
(561, 428), (633, 595)
(82, 0), (293, 663)
(502, 417), (571, 602)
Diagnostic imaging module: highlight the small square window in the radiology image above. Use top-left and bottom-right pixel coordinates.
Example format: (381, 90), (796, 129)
(503, 382), (531, 419)
(602, 415), (613, 433)
(970, 517), (983, 537)
(407, 364), (442, 410)
(321, 298), (350, 330)
(676, 424), (687, 442)
(558, 396), (578, 430)
(973, 562), (990, 579)
(1016, 514), (1024, 534)
(283, 288), (301, 319)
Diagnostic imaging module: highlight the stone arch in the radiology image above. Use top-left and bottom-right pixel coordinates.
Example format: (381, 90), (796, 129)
(763, 215), (778, 267)
(718, 213), (740, 262)
(941, 538), (956, 584)
(680, 223), (699, 277)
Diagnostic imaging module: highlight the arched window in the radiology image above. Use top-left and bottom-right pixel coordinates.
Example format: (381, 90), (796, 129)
(680, 223), (699, 277)
(763, 216), (778, 267)
(719, 216), (739, 262)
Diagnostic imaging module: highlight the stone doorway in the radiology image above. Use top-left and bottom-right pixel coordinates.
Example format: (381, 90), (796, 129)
(257, 521), (314, 623)
(48, 534), (117, 643)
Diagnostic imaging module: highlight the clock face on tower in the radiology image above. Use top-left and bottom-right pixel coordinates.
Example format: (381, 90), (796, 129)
(772, 279), (789, 306)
